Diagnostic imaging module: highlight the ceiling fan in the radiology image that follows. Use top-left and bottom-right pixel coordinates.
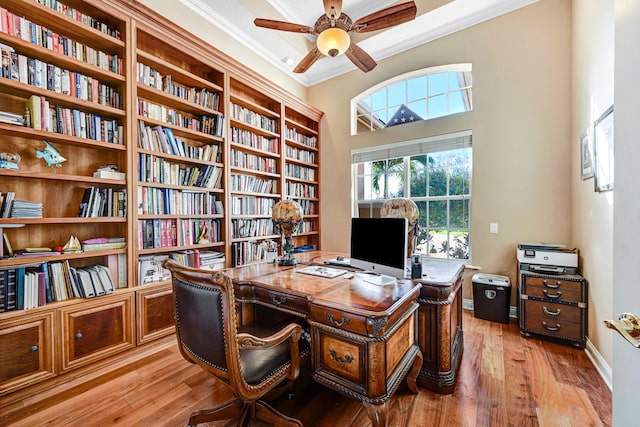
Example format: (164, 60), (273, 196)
(254, 0), (417, 73)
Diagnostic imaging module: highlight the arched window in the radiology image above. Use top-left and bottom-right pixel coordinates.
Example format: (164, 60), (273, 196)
(351, 64), (472, 135)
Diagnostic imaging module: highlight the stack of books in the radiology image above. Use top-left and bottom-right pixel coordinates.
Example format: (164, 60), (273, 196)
(0, 111), (24, 126)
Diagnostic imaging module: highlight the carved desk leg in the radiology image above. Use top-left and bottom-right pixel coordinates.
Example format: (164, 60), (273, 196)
(363, 401), (389, 427)
(405, 349), (423, 394)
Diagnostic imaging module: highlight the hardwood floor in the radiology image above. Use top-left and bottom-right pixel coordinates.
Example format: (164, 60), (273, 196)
(1, 310), (611, 427)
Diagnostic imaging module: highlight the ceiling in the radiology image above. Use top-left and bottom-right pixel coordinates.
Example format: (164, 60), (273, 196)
(180, 0), (538, 87)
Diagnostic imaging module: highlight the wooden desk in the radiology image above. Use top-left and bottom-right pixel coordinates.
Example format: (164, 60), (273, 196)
(223, 251), (423, 427)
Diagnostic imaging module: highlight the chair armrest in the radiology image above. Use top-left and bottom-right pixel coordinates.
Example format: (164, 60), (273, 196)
(237, 322), (302, 350)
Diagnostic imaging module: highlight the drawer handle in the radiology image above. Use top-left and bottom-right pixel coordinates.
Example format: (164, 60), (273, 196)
(30, 345), (39, 352)
(542, 280), (561, 289)
(329, 350), (354, 365)
(75, 332), (83, 340)
(543, 306), (561, 316)
(542, 321), (561, 332)
(543, 289), (562, 299)
(326, 313), (350, 327)
(269, 293), (287, 305)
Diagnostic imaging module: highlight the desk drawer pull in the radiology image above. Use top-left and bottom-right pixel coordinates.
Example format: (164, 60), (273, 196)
(326, 313), (350, 327)
(329, 350), (354, 365)
(30, 345), (39, 352)
(543, 306), (562, 316)
(542, 321), (561, 332)
(269, 293), (287, 305)
(543, 289), (562, 299)
(543, 280), (561, 289)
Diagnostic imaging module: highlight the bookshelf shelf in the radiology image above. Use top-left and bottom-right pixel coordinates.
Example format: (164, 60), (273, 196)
(0, 169), (126, 185)
(137, 241), (225, 255)
(0, 124), (126, 151)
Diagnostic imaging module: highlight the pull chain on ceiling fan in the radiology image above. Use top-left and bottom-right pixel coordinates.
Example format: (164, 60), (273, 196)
(254, 0), (417, 73)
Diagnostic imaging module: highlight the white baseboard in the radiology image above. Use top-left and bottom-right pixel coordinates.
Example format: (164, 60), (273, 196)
(463, 298), (613, 391)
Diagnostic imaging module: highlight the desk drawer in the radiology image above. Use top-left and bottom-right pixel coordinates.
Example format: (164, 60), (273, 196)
(308, 305), (370, 335)
(253, 288), (307, 315)
(522, 276), (584, 302)
(314, 327), (366, 390)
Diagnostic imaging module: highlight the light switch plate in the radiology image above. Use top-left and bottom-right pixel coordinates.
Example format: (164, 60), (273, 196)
(490, 223), (498, 234)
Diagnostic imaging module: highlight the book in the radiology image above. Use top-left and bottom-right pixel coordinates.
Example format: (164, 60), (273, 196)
(3, 232), (13, 257)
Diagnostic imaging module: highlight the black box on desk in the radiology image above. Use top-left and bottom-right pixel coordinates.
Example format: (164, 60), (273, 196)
(472, 273), (511, 324)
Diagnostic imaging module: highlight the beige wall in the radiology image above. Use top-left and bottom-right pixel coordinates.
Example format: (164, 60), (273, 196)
(571, 1), (614, 367)
(136, 0), (307, 99)
(309, 0), (573, 303)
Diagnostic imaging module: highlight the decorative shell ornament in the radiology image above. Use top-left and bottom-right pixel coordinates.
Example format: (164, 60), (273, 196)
(36, 140), (67, 170)
(380, 198), (419, 225)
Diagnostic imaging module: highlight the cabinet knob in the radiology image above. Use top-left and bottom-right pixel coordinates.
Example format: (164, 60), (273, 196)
(29, 345), (39, 352)
(75, 332), (83, 340)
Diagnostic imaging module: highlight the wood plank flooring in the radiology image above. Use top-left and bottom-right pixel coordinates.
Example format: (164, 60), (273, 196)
(1, 310), (611, 427)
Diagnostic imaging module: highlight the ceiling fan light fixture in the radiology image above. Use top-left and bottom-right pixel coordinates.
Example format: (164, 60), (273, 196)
(316, 27), (350, 57)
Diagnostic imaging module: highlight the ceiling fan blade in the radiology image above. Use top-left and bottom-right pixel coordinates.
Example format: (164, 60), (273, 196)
(345, 42), (377, 73)
(293, 48), (323, 73)
(254, 18), (315, 34)
(351, 1), (417, 33)
(323, 0), (342, 19)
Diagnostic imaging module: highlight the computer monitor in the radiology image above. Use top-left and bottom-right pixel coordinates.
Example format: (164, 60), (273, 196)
(350, 217), (408, 284)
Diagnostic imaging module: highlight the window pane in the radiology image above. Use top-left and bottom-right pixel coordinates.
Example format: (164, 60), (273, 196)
(371, 89), (386, 111)
(428, 94), (448, 119)
(449, 199), (469, 228)
(428, 200), (447, 228)
(415, 200), (427, 253)
(410, 155), (427, 197)
(407, 99), (427, 120)
(388, 173), (404, 198)
(449, 165), (470, 195)
(449, 90), (468, 114)
(428, 73), (448, 96)
(408, 76), (426, 101)
(448, 232), (469, 260)
(387, 157), (404, 172)
(428, 230), (447, 258)
(428, 168), (447, 197)
(388, 81), (405, 107)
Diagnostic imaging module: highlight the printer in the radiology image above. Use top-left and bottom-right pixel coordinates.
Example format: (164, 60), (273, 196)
(517, 242), (578, 275)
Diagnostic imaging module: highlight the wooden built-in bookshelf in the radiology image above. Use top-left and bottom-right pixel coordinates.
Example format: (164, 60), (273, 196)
(0, 0), (322, 402)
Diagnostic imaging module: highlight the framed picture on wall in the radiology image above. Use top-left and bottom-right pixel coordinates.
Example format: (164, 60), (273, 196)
(580, 126), (594, 180)
(593, 105), (614, 192)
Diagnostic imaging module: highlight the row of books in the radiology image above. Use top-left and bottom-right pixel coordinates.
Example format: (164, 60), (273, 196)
(230, 102), (278, 133)
(139, 153), (224, 189)
(137, 100), (225, 138)
(138, 218), (222, 249)
(0, 260), (119, 313)
(285, 145), (316, 163)
(1, 48), (122, 108)
(285, 126), (318, 148)
(0, 192), (42, 218)
(0, 7), (123, 74)
(77, 187), (127, 218)
(137, 122), (222, 163)
(230, 126), (279, 153)
(286, 164), (316, 181)
(230, 173), (277, 194)
(230, 148), (278, 174)
(286, 182), (317, 199)
(22, 1), (121, 39)
(26, 95), (123, 144)
(295, 198), (317, 215)
(136, 63), (221, 110)
(230, 195), (275, 216)
(137, 186), (224, 216)
(138, 249), (225, 285)
(231, 218), (274, 239)
(231, 240), (271, 267)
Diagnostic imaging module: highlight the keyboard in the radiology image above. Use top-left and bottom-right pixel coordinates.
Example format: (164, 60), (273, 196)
(297, 266), (347, 279)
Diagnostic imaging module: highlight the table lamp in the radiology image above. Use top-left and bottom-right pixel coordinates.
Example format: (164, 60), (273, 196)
(381, 198), (420, 258)
(272, 200), (304, 266)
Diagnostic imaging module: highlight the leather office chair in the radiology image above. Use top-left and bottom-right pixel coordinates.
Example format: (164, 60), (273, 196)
(164, 259), (306, 427)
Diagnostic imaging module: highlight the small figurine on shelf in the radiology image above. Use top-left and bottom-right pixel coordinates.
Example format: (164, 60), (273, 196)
(0, 152), (20, 170)
(35, 140), (66, 170)
(62, 235), (82, 253)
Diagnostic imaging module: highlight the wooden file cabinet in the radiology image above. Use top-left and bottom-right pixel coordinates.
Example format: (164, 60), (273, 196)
(519, 271), (587, 348)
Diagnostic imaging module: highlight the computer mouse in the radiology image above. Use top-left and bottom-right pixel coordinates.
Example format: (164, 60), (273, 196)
(337, 256), (345, 261)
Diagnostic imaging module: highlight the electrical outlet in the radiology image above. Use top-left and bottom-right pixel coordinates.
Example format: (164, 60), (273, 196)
(490, 223), (499, 234)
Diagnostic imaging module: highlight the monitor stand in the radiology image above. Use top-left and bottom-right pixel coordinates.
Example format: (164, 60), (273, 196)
(358, 273), (397, 286)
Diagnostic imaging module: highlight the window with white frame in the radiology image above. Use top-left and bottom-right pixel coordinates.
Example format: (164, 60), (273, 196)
(353, 131), (472, 261)
(351, 64), (472, 135)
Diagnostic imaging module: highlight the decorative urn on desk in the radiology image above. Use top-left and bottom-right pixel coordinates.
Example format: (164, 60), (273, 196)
(272, 200), (304, 266)
(381, 197), (420, 257)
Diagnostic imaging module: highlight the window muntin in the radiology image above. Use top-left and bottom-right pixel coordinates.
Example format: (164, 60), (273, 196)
(354, 145), (472, 261)
(352, 64), (472, 135)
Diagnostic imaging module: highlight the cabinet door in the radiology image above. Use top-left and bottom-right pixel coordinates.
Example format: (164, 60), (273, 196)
(136, 284), (175, 345)
(59, 294), (134, 372)
(0, 312), (55, 395)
